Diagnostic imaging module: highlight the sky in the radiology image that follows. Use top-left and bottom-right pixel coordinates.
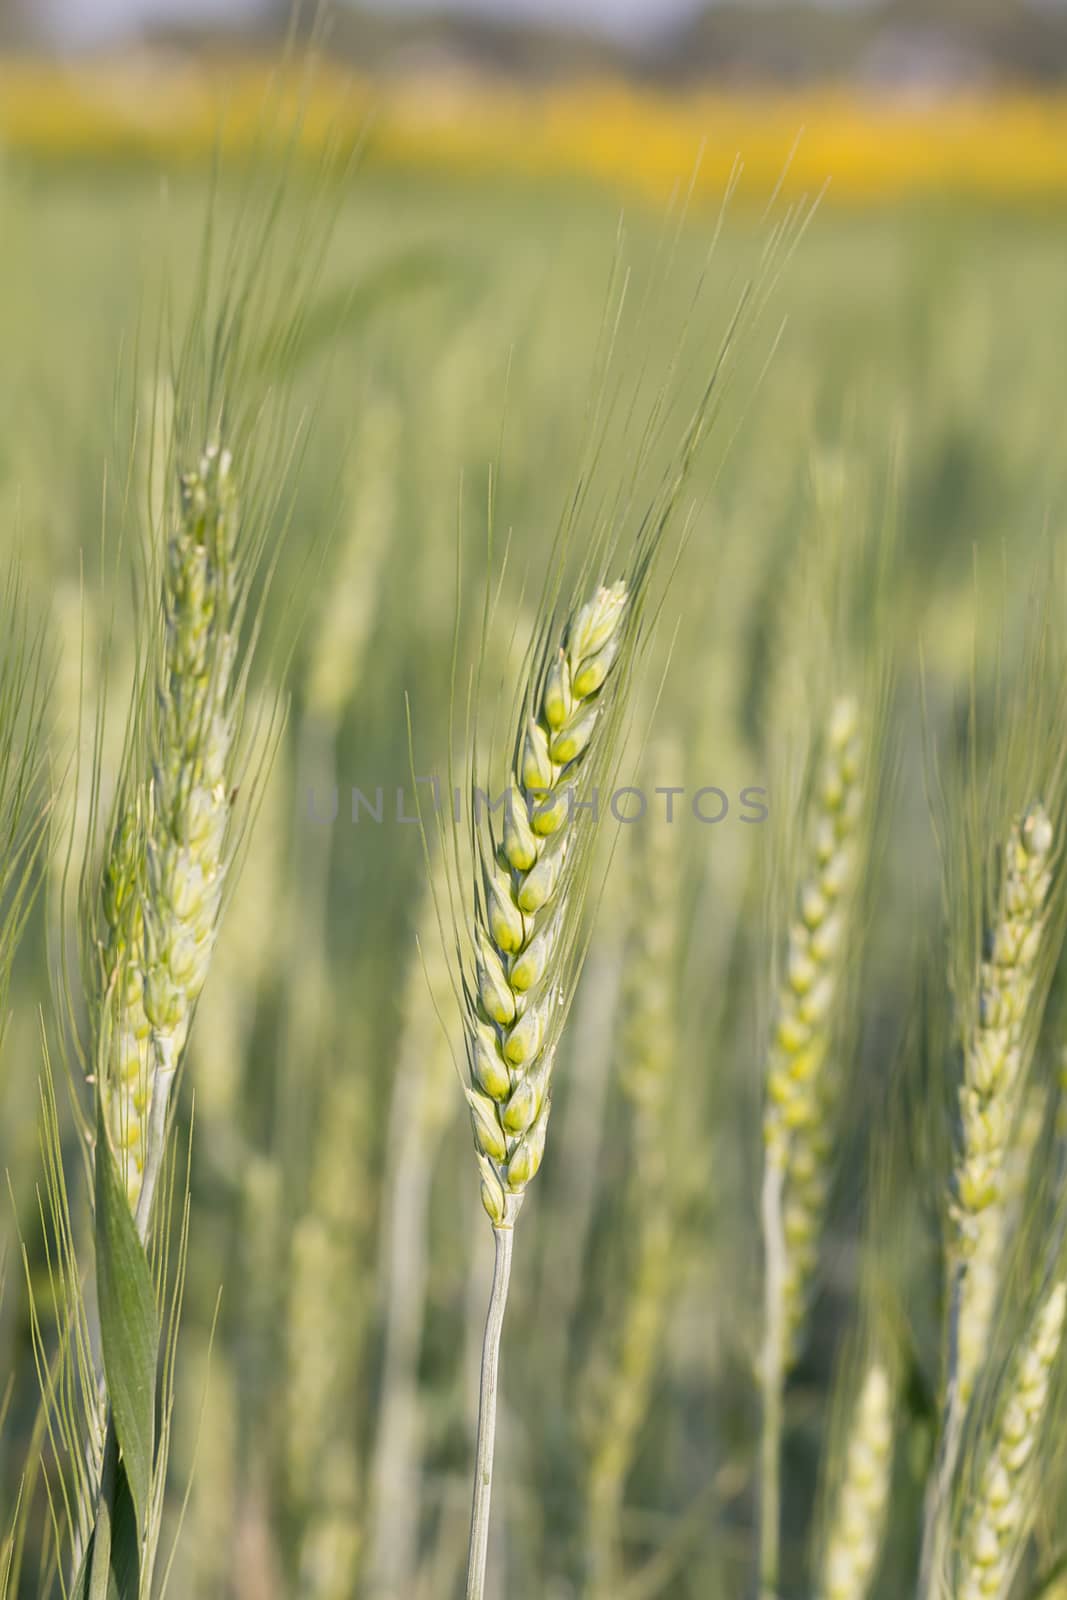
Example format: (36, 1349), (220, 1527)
(40, 0), (712, 46)
(36, 0), (1067, 47)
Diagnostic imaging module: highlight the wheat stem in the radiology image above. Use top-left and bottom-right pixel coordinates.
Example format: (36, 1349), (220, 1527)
(759, 1155), (787, 1600)
(86, 1421), (118, 1600)
(466, 1224), (514, 1600)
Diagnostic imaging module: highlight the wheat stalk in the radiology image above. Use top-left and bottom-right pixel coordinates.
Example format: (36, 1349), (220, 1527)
(759, 693), (867, 1600)
(458, 579), (631, 1598)
(84, 439), (264, 1596)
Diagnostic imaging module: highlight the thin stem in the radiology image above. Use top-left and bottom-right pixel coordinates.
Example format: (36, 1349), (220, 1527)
(758, 1157), (786, 1600)
(465, 1225), (514, 1600)
(918, 1259), (965, 1599)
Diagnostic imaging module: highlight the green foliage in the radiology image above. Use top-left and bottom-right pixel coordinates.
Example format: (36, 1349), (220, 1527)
(94, 1102), (159, 1541)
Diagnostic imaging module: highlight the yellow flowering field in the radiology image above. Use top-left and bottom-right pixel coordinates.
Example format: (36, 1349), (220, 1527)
(1, 56), (1067, 204)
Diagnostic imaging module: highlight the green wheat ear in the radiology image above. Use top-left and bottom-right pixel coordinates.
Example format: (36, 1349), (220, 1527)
(57, 106), (347, 1598)
(465, 579), (630, 1230)
(99, 445), (240, 1221)
(763, 693), (867, 1360)
(949, 807), (1056, 1406)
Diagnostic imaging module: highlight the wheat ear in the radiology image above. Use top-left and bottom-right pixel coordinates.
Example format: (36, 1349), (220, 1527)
(918, 805), (1059, 1598)
(84, 444), (241, 1598)
(951, 806), (1055, 1406)
(463, 579), (628, 1230)
(461, 579), (629, 1600)
(759, 694), (866, 1600)
(98, 444), (238, 1228)
(955, 1083), (1046, 1423)
(956, 1279), (1067, 1600)
(816, 1361), (894, 1600)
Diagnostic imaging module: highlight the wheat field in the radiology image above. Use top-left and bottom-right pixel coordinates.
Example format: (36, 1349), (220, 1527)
(2, 75), (1067, 1600)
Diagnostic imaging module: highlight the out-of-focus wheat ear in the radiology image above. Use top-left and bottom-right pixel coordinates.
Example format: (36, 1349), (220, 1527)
(304, 388), (401, 737)
(296, 1442), (361, 1600)
(287, 1034), (374, 1600)
(929, 803), (1059, 1569)
(814, 1360), (895, 1600)
(956, 1082), (1047, 1419)
(953, 805), (1054, 1257)
(584, 733), (681, 1598)
(366, 854), (457, 1600)
(763, 695), (867, 1361)
(759, 692), (872, 1600)
(275, 391), (401, 1200)
(954, 1279), (1067, 1600)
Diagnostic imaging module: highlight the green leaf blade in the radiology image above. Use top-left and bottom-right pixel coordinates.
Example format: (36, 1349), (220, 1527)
(95, 1106), (159, 1541)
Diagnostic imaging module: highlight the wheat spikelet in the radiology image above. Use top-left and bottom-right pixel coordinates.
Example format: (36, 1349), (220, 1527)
(98, 443), (239, 1217)
(816, 1361), (894, 1600)
(763, 693), (866, 1360)
(954, 806), (1053, 1249)
(956, 1279), (1067, 1600)
(463, 579), (629, 1229)
(956, 1083), (1046, 1414)
(585, 736), (680, 1593)
(935, 803), (1057, 1492)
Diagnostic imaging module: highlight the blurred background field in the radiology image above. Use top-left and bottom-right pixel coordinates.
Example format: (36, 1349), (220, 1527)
(2, 2), (1067, 1598)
